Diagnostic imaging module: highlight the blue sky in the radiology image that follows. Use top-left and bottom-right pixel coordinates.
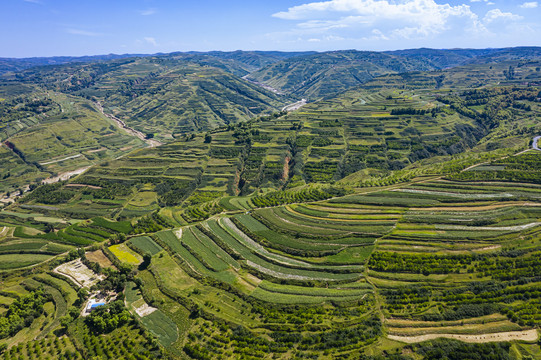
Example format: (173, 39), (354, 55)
(2, 0), (540, 57)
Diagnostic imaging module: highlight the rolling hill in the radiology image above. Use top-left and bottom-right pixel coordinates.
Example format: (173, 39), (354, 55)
(1, 47), (541, 360)
(247, 47), (541, 99)
(6, 56), (288, 137)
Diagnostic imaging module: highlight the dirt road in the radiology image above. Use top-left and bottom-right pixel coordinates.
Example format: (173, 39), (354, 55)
(42, 166), (91, 184)
(533, 136), (541, 151)
(282, 99), (307, 112)
(39, 154), (82, 165)
(388, 329), (538, 344)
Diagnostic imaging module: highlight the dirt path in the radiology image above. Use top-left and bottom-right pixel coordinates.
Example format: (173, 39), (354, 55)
(388, 329), (538, 344)
(94, 101), (161, 148)
(42, 166), (90, 184)
(65, 184), (102, 189)
(39, 154), (82, 166)
(395, 188), (513, 199)
(282, 99), (307, 112)
(436, 222), (540, 232)
(409, 202), (541, 212)
(463, 136), (540, 171)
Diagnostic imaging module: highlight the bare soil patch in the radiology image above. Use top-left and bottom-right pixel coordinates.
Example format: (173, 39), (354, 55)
(54, 259), (105, 288)
(86, 249), (115, 269)
(388, 329), (538, 344)
(134, 302), (157, 317)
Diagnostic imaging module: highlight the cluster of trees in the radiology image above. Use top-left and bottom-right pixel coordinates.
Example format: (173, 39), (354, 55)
(0, 97), (57, 124)
(0, 336), (80, 360)
(390, 107), (440, 116)
(476, 252), (541, 280)
(182, 202), (224, 223)
(21, 182), (75, 204)
(368, 252), (475, 275)
(209, 146), (240, 159)
(0, 290), (48, 339)
(85, 301), (132, 334)
(155, 178), (193, 206)
(132, 212), (170, 234)
(184, 318), (382, 359)
(382, 286), (432, 313)
(304, 160), (339, 182)
(408, 339), (512, 360)
(504, 299), (541, 327)
(252, 187), (348, 207)
(74, 321), (163, 360)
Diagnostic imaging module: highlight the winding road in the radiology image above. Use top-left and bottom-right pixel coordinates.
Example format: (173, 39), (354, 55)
(282, 99), (307, 112)
(533, 136), (541, 151)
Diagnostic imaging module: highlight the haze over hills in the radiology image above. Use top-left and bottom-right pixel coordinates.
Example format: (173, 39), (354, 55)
(1, 45), (541, 360)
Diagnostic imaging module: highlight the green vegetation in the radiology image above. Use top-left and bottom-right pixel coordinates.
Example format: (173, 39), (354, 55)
(0, 290), (46, 339)
(2, 48), (541, 360)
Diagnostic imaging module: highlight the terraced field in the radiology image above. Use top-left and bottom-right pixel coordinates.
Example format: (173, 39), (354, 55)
(97, 160), (531, 358)
(1, 58), (541, 359)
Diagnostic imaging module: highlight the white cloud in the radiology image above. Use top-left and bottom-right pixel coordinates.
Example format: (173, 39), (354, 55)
(139, 9), (157, 16)
(520, 2), (538, 8)
(23, 0), (42, 4)
(483, 9), (523, 24)
(144, 37), (158, 46)
(363, 28), (389, 41)
(66, 29), (102, 37)
(272, 0), (484, 40)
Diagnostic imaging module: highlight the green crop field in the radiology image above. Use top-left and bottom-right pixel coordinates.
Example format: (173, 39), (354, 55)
(1, 48), (541, 360)
(129, 236), (163, 255)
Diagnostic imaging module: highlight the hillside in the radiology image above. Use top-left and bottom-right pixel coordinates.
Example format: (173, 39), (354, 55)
(247, 47), (541, 99)
(0, 87), (146, 196)
(246, 50), (435, 100)
(1, 48), (541, 360)
(0, 53), (153, 75)
(7, 57), (288, 137)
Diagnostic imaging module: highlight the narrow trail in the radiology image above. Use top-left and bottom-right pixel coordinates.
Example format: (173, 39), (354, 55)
(39, 154), (82, 165)
(463, 135), (541, 172)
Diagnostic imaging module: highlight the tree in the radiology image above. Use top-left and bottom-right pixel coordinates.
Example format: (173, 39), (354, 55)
(139, 254), (152, 270)
(204, 133), (212, 143)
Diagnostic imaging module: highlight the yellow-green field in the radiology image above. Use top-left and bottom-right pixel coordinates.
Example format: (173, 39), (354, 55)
(109, 244), (143, 265)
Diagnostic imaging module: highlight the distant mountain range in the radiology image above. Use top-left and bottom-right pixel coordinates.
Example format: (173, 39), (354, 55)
(3, 47), (541, 101)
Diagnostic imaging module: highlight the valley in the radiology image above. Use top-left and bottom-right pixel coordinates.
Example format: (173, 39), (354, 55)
(0, 47), (541, 360)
